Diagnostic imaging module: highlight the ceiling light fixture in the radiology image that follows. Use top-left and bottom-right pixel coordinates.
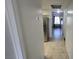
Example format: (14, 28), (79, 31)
(67, 10), (73, 14)
(56, 9), (63, 13)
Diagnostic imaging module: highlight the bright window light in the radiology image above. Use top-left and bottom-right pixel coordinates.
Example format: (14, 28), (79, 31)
(54, 16), (60, 24)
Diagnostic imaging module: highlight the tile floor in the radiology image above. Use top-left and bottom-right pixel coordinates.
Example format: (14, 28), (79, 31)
(44, 40), (69, 59)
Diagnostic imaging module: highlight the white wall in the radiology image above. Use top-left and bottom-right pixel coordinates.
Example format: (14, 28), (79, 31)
(5, 0), (26, 59)
(12, 0), (27, 59)
(49, 12), (53, 38)
(5, 17), (17, 59)
(64, 2), (73, 59)
(16, 0), (44, 59)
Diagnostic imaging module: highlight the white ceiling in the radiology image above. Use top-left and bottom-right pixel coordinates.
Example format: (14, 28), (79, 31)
(42, 0), (73, 10)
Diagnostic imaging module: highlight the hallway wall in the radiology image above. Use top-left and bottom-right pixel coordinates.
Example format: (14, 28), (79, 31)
(5, 0), (24, 59)
(64, 2), (73, 59)
(16, 0), (44, 59)
(5, 16), (17, 59)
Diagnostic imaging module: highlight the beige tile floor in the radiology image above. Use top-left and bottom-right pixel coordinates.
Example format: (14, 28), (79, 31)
(44, 40), (69, 59)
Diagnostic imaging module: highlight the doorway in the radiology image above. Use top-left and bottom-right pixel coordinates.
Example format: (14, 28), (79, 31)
(43, 15), (49, 42)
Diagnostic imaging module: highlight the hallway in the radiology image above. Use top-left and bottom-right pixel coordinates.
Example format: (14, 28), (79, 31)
(5, 0), (73, 59)
(44, 39), (69, 59)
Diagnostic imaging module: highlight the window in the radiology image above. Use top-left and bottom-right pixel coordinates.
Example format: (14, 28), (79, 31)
(54, 16), (60, 24)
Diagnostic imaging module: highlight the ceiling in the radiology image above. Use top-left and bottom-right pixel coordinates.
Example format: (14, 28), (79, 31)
(42, 0), (73, 11)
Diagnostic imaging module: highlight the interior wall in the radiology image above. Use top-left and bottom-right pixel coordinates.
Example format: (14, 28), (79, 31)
(12, 0), (27, 59)
(49, 11), (53, 38)
(16, 0), (44, 59)
(5, 17), (17, 59)
(64, 2), (73, 59)
(5, 0), (24, 59)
